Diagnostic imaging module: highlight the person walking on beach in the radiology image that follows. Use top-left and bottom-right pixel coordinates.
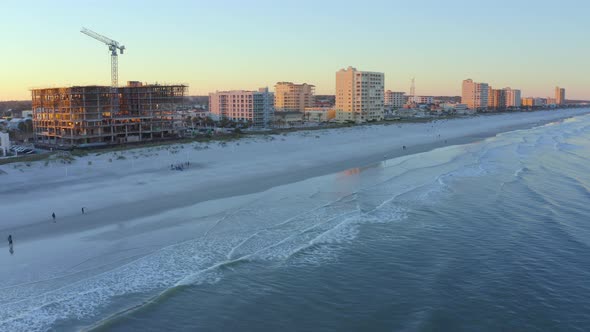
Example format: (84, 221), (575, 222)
(8, 235), (14, 255)
(81, 207), (85, 215)
(8, 234), (14, 255)
(52, 212), (56, 222)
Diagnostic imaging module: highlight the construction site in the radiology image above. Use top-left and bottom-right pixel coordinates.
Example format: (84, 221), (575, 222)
(32, 82), (187, 148)
(31, 28), (187, 148)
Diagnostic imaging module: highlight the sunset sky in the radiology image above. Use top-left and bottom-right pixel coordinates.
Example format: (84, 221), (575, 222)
(1, 0), (588, 100)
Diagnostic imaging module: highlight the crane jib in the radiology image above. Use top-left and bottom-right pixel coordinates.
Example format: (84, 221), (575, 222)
(80, 27), (124, 88)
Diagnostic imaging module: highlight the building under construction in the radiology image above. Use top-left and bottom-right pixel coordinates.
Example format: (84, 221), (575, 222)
(32, 81), (187, 148)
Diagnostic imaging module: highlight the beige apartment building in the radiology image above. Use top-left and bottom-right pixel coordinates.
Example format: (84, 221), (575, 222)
(462, 79), (489, 110)
(335, 66), (384, 123)
(274, 82), (315, 112)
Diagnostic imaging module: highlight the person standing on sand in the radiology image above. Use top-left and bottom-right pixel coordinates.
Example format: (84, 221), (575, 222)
(7, 235), (12, 246)
(52, 212), (56, 222)
(82, 207), (85, 215)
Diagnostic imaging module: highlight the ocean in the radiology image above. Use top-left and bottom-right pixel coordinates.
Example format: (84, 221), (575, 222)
(4, 113), (590, 331)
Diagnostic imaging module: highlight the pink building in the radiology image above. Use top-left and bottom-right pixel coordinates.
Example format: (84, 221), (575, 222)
(209, 88), (274, 128)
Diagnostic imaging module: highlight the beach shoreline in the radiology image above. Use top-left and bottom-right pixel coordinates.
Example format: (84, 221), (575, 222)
(1, 108), (590, 332)
(1, 109), (588, 242)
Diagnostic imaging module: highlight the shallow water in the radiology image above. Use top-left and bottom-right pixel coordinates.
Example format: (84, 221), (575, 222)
(3, 114), (590, 331)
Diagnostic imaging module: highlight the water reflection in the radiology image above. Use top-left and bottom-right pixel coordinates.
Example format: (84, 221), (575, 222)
(342, 168), (361, 176)
(339, 160), (387, 178)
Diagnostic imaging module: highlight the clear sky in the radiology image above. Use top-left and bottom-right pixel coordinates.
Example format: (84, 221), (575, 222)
(1, 0), (588, 100)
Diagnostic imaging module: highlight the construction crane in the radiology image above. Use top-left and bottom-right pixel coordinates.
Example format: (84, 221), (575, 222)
(80, 27), (125, 87)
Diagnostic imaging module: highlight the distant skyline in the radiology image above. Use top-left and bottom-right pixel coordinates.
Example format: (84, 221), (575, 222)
(1, 0), (589, 100)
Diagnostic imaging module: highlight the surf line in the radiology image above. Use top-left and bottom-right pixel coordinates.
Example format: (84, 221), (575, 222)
(83, 193), (361, 331)
(83, 167), (451, 331)
(73, 138), (486, 331)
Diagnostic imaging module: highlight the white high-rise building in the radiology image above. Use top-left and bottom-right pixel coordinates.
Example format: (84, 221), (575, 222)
(384, 90), (405, 108)
(335, 66), (384, 123)
(209, 88), (274, 128)
(504, 88), (522, 108)
(462, 79), (489, 110)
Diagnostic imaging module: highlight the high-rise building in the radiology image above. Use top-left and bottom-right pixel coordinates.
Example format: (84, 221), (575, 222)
(555, 87), (566, 105)
(209, 88), (274, 128)
(487, 87), (496, 108)
(274, 82), (315, 112)
(384, 91), (405, 108)
(335, 66), (384, 123)
(504, 88), (522, 108)
(487, 87), (506, 110)
(462, 79), (489, 110)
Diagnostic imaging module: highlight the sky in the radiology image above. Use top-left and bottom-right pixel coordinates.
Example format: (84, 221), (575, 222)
(1, 0), (589, 100)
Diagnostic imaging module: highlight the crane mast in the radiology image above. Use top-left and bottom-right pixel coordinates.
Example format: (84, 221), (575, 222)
(80, 28), (125, 87)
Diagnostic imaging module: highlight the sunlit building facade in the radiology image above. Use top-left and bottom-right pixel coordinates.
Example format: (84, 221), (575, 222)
(462, 79), (489, 110)
(504, 88), (522, 108)
(522, 97), (546, 107)
(487, 87), (506, 109)
(555, 87), (566, 105)
(209, 88), (274, 128)
(335, 66), (384, 123)
(274, 82), (315, 112)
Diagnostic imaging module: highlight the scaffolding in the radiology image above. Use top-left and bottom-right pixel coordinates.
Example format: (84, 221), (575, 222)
(31, 82), (187, 148)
